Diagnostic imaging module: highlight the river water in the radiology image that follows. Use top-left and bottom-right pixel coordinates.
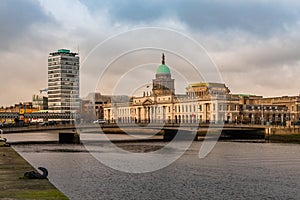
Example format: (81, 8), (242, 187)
(13, 141), (300, 200)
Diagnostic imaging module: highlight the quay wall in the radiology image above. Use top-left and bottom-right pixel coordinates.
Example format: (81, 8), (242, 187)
(266, 127), (300, 135)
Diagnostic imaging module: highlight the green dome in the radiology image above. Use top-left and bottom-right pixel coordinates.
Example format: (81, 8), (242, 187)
(156, 64), (171, 74)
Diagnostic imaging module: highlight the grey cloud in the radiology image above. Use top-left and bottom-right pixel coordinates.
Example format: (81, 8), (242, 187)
(222, 64), (300, 97)
(174, 1), (298, 36)
(0, 0), (52, 51)
(214, 34), (300, 72)
(2, 0), (300, 105)
(81, 0), (300, 36)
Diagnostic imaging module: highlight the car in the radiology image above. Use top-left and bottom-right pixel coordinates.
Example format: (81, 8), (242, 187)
(3, 122), (14, 128)
(93, 119), (106, 124)
(42, 121), (57, 126)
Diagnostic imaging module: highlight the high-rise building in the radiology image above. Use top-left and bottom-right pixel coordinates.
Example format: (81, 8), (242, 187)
(48, 49), (80, 113)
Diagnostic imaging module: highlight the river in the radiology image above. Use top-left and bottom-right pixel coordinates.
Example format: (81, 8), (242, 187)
(13, 141), (300, 200)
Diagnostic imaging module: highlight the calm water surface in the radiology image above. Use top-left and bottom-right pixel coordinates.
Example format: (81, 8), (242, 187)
(13, 141), (300, 200)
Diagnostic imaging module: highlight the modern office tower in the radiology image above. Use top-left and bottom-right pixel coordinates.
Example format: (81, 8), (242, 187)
(48, 49), (80, 113)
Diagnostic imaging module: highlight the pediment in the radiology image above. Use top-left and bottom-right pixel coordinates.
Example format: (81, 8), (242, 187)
(142, 98), (154, 105)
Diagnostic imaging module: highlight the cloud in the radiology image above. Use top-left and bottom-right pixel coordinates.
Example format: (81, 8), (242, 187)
(207, 24), (300, 96)
(1, 0), (300, 106)
(0, 0), (52, 51)
(80, 0), (300, 36)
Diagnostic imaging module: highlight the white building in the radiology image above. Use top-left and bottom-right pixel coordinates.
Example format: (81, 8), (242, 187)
(103, 54), (240, 124)
(47, 49), (80, 113)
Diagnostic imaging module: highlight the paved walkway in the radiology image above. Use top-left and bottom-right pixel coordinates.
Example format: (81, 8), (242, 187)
(3, 132), (59, 144)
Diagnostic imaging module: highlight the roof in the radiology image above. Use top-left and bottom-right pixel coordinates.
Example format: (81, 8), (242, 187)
(58, 49), (70, 53)
(49, 49), (78, 56)
(156, 64), (171, 74)
(188, 82), (226, 88)
(237, 94), (256, 97)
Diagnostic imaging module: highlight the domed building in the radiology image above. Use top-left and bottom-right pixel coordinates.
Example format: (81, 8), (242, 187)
(152, 54), (175, 96)
(103, 53), (241, 124)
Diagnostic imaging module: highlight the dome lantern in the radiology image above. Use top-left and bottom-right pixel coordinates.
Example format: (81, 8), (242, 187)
(156, 53), (171, 74)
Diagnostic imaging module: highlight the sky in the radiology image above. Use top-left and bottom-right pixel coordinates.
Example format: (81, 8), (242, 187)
(1, 0), (300, 106)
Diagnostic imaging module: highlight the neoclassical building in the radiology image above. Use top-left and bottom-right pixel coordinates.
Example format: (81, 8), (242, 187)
(237, 95), (300, 125)
(103, 54), (241, 124)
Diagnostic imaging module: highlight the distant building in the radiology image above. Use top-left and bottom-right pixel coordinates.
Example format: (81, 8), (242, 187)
(237, 94), (300, 125)
(103, 54), (240, 123)
(32, 94), (48, 110)
(101, 54), (300, 126)
(81, 93), (111, 122)
(0, 102), (39, 123)
(47, 49), (80, 113)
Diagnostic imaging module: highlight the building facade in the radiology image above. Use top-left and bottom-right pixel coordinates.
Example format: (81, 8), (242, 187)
(0, 102), (39, 124)
(103, 54), (240, 124)
(47, 49), (80, 113)
(238, 95), (300, 125)
(73, 54), (300, 126)
(81, 93), (111, 122)
(32, 94), (48, 110)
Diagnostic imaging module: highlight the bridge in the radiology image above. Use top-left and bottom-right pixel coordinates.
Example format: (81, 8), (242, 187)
(1, 120), (298, 147)
(0, 122), (268, 142)
(2, 118), (295, 142)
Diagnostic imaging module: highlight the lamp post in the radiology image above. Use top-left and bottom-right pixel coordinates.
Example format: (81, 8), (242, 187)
(260, 100), (264, 125)
(69, 91), (72, 124)
(292, 114), (295, 129)
(172, 106), (175, 125)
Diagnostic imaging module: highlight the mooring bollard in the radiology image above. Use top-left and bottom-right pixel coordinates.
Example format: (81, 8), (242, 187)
(0, 129), (8, 145)
(24, 167), (48, 179)
(0, 129), (5, 141)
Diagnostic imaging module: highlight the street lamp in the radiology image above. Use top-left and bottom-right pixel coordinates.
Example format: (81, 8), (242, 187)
(260, 100), (264, 125)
